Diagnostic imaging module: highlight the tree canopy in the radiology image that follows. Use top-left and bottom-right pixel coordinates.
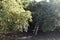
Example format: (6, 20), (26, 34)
(0, 0), (32, 33)
(27, 1), (59, 32)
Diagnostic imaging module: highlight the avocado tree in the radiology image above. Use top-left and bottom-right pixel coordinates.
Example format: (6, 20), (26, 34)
(27, 1), (59, 35)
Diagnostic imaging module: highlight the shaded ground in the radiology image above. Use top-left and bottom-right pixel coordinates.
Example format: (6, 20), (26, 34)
(17, 31), (60, 40)
(0, 30), (60, 40)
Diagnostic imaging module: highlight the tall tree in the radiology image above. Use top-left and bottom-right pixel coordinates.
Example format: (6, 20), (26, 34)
(27, 1), (59, 34)
(0, 0), (32, 33)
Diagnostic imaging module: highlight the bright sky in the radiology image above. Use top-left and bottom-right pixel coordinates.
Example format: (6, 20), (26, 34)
(30, 0), (49, 2)
(35, 0), (43, 2)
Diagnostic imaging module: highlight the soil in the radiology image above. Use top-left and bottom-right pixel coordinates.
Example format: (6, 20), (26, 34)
(0, 30), (60, 40)
(17, 31), (60, 40)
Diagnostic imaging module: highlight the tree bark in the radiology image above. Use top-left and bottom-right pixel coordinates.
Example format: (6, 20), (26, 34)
(33, 23), (39, 36)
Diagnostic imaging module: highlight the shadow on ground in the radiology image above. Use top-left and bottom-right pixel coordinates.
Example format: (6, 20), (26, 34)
(17, 31), (60, 40)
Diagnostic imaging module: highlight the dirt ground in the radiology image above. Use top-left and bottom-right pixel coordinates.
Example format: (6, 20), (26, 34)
(0, 31), (60, 40)
(17, 31), (60, 40)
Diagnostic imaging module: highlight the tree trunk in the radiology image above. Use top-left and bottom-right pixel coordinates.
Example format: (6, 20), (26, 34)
(33, 23), (39, 36)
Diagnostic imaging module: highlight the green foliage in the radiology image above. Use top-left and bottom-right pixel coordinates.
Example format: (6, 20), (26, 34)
(0, 0), (32, 33)
(16, 0), (30, 8)
(28, 1), (58, 32)
(21, 0), (30, 8)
